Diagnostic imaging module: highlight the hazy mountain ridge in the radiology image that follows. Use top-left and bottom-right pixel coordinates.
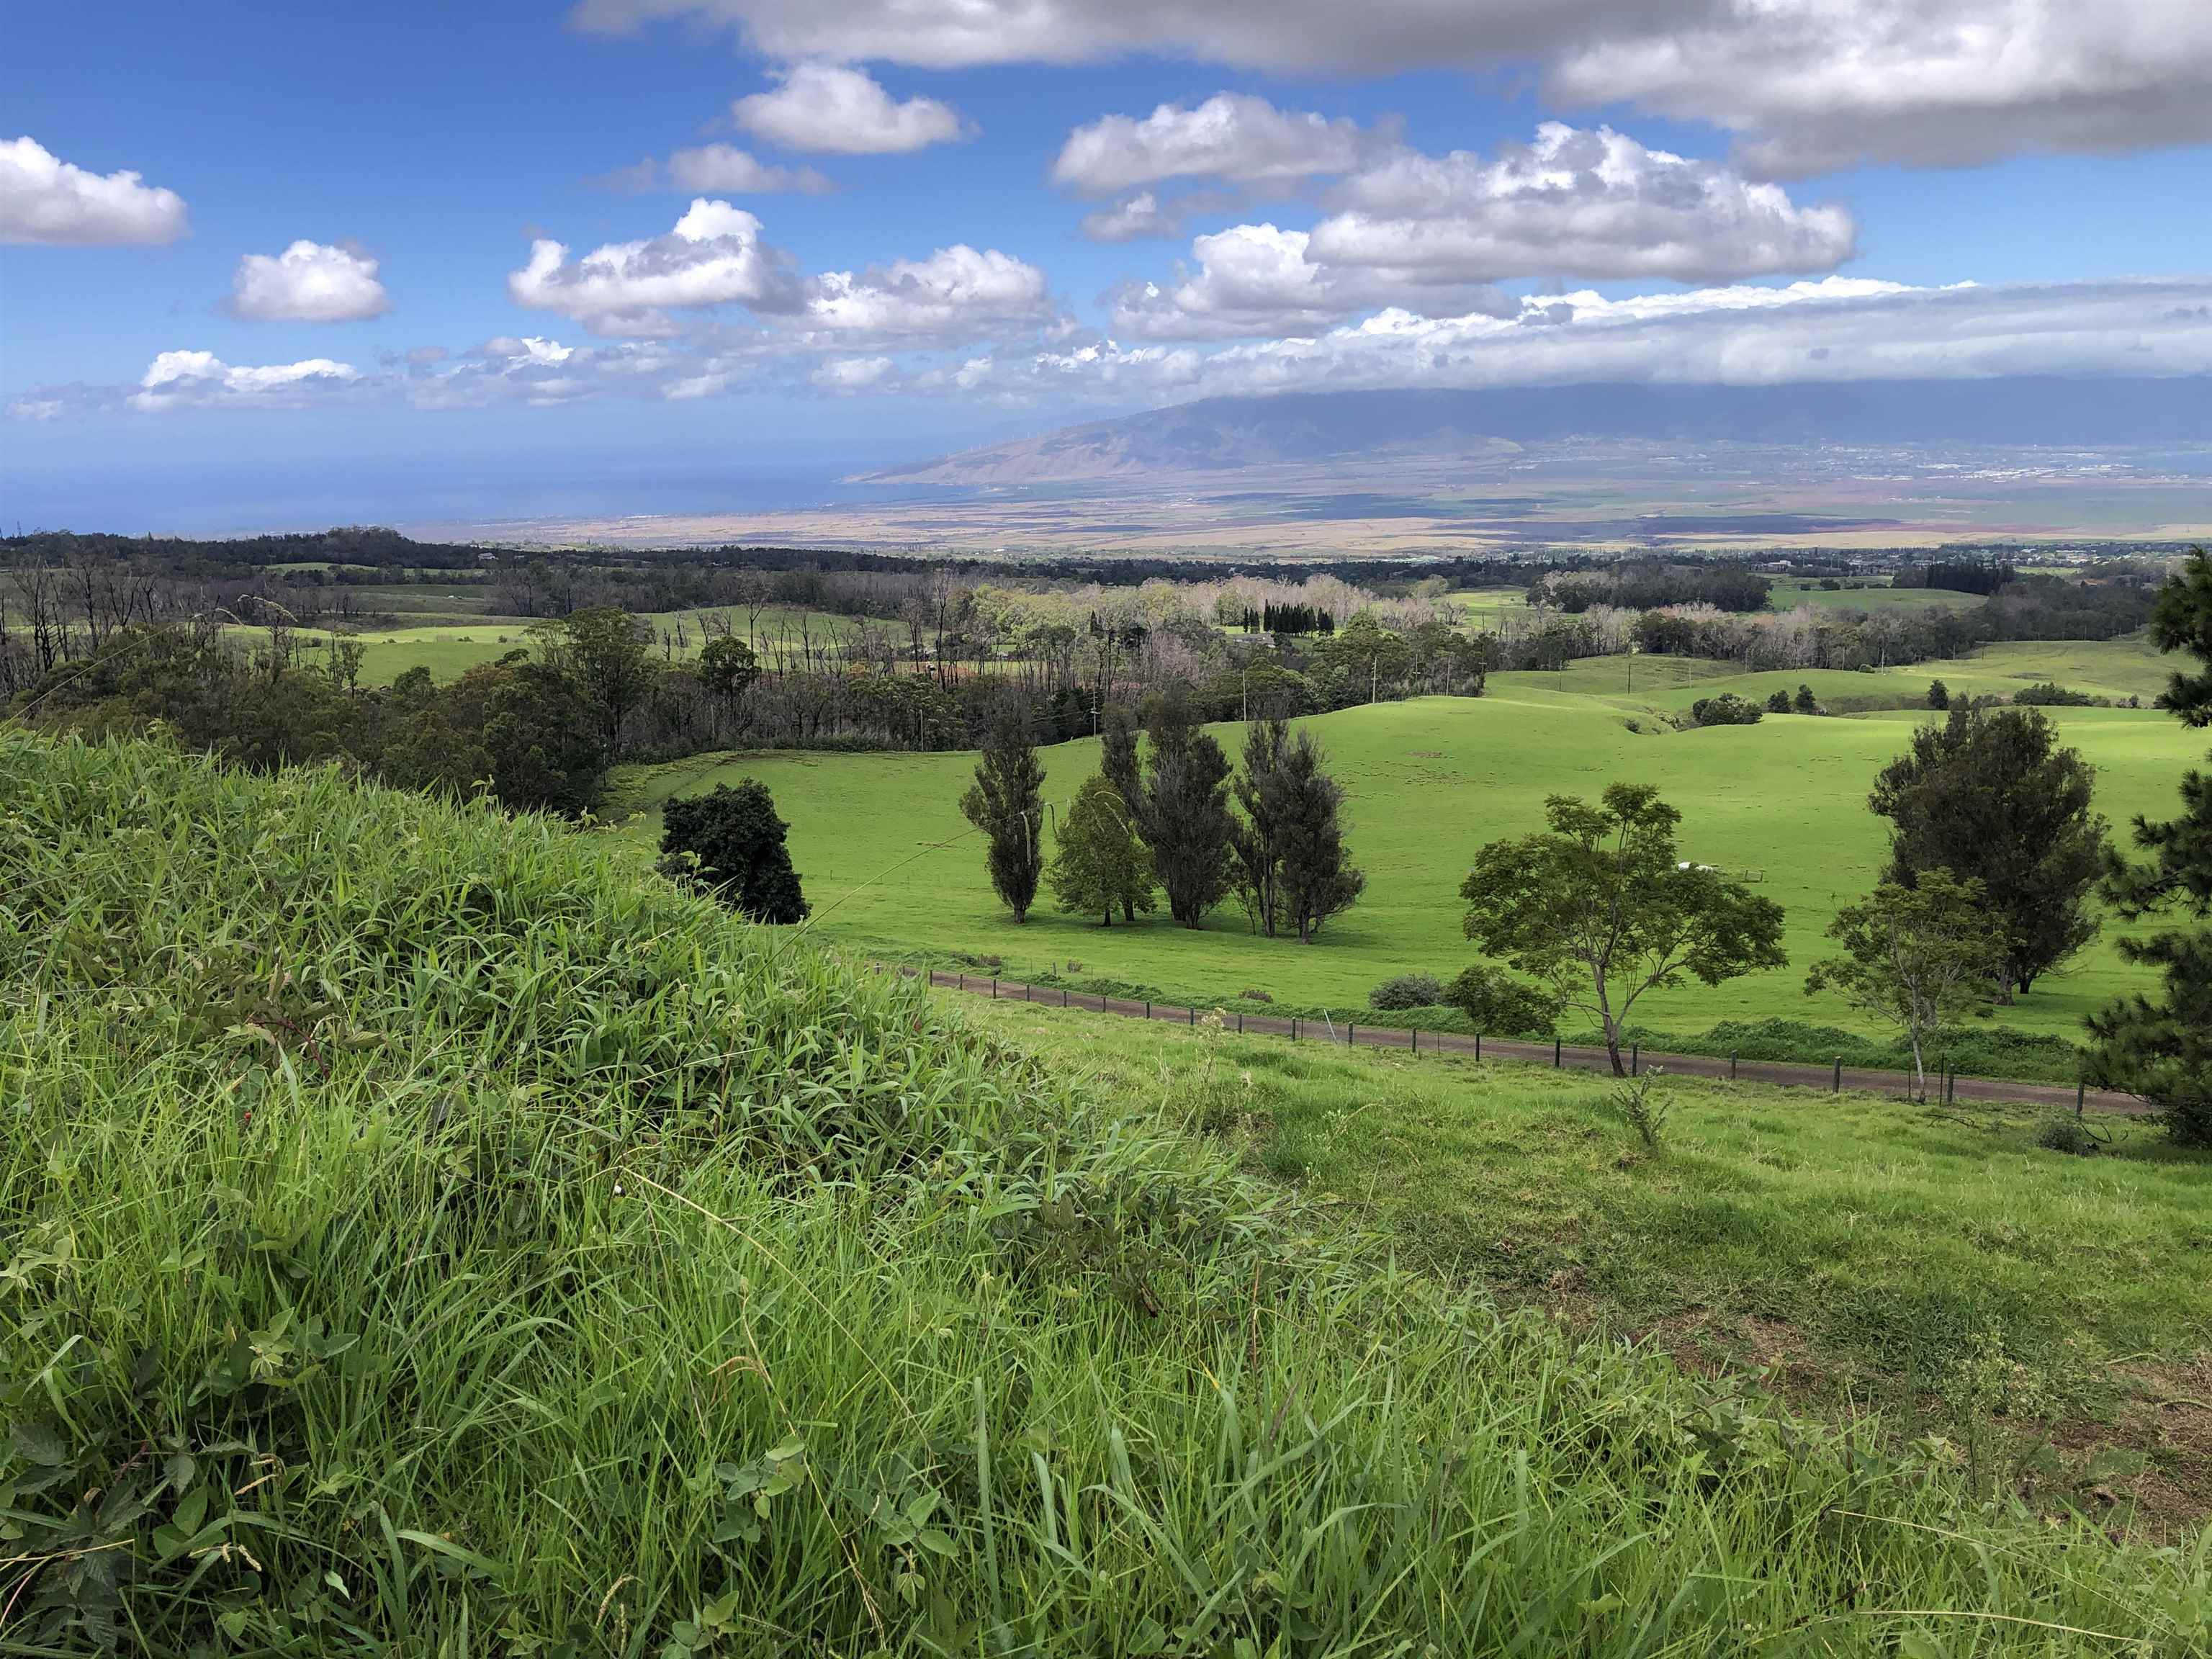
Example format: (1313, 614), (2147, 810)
(860, 379), (2212, 487)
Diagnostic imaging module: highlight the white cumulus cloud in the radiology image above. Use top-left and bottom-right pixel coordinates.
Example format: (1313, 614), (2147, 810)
(567, 0), (2212, 174)
(128, 350), (359, 411)
(1112, 222), (1511, 341)
(733, 63), (968, 156)
(1035, 276), (2212, 403)
(1310, 123), (1856, 285)
(1053, 93), (1380, 195)
(812, 354), (894, 390)
(1080, 192), (1179, 242)
(803, 244), (1056, 341)
(228, 240), (390, 322)
(0, 135), (188, 245)
(667, 143), (835, 192)
(507, 197), (801, 336)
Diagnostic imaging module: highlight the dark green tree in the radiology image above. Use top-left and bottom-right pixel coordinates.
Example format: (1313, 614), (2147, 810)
(1097, 702), (1146, 920)
(1766, 689), (1791, 714)
(1927, 678), (1950, 709)
(1142, 693), (1234, 929)
(1461, 783), (1786, 1075)
(961, 708), (1046, 923)
(1050, 773), (1156, 925)
(1229, 719), (1290, 935)
(698, 636), (760, 709)
(1271, 729), (1364, 942)
(1870, 703), (2106, 999)
(1793, 684), (1819, 716)
(535, 606), (656, 748)
(390, 658), (608, 817)
(2087, 549), (2212, 1142)
(659, 781), (809, 922)
(1100, 702), (1143, 812)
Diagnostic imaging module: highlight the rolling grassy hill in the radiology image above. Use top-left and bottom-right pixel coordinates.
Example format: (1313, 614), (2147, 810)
(613, 677), (2204, 1058)
(959, 995), (2212, 1522)
(9, 731), (2203, 1650)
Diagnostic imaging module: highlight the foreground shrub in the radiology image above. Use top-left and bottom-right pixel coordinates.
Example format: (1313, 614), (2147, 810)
(0, 732), (2199, 1655)
(1368, 971), (1443, 1010)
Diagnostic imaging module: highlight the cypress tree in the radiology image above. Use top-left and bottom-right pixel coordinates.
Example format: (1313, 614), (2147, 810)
(1099, 702), (1146, 921)
(1142, 692), (1233, 929)
(1274, 730), (1365, 942)
(2087, 549), (2212, 1142)
(961, 707), (1046, 924)
(1230, 719), (1290, 935)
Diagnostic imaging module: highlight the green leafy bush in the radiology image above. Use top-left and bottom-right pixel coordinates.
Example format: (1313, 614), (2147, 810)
(2013, 681), (2099, 706)
(1687, 693), (1763, 727)
(659, 778), (809, 922)
(1445, 963), (1563, 1035)
(1368, 971), (1444, 1010)
(2036, 1114), (2102, 1156)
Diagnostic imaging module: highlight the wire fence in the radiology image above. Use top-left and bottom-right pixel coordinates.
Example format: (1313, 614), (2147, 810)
(914, 968), (2146, 1117)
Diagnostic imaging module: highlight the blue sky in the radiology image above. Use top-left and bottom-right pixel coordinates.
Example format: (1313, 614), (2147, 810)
(6, 0), (2211, 529)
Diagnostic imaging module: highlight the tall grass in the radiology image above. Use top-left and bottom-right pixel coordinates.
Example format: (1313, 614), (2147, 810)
(2, 731), (2205, 1654)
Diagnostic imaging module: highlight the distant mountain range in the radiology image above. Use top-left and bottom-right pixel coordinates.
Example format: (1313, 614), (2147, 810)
(858, 379), (2212, 487)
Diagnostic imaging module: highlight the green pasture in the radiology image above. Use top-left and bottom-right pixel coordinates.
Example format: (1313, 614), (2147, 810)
(1767, 578), (1982, 613)
(613, 684), (2207, 1053)
(222, 604), (863, 686)
(1491, 634), (2172, 714)
(1915, 636), (2180, 703)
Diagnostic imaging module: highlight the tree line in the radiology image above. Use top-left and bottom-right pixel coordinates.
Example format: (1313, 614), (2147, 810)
(956, 694), (1365, 941)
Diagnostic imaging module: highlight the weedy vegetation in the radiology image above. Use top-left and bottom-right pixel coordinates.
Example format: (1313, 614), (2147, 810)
(3, 732), (2208, 1653)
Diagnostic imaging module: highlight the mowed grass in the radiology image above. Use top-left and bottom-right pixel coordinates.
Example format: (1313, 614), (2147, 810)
(1768, 579), (1982, 613)
(223, 606), (860, 686)
(1491, 635), (2170, 716)
(956, 997), (2212, 1517)
(616, 687), (2206, 1049)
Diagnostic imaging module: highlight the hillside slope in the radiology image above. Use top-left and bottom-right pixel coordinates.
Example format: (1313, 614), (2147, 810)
(1, 733), (2200, 1653)
(859, 379), (2212, 486)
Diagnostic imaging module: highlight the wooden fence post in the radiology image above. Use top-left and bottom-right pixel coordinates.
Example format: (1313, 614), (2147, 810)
(1833, 1058), (1841, 1092)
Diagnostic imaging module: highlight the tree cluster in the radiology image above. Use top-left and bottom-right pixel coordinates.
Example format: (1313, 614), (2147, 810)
(1532, 563), (1773, 616)
(14, 613), (625, 817)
